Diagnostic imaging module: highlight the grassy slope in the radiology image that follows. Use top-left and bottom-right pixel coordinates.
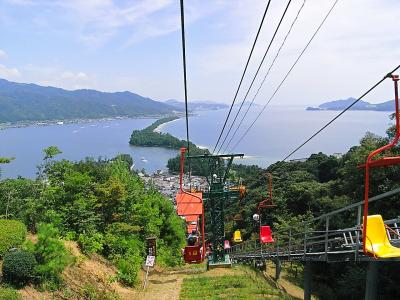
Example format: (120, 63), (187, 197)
(179, 266), (293, 300)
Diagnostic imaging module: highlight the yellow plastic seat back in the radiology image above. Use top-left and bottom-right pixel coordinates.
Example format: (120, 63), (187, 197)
(365, 215), (400, 258)
(233, 230), (242, 243)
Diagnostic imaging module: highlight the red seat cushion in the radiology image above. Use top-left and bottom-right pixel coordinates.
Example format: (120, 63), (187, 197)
(184, 245), (202, 263)
(260, 226), (274, 243)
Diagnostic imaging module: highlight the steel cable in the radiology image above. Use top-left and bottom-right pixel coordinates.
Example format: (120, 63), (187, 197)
(212, 0), (273, 153)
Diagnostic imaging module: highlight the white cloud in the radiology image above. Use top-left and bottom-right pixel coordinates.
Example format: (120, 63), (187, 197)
(60, 0), (177, 47)
(0, 64), (21, 78)
(1, 0), (399, 104)
(0, 49), (7, 59)
(23, 64), (93, 90)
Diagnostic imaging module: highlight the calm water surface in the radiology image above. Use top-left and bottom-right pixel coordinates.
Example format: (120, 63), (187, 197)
(161, 106), (391, 166)
(0, 118), (179, 178)
(0, 106), (392, 178)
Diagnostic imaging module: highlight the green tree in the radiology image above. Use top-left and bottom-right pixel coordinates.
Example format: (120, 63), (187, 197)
(43, 146), (62, 161)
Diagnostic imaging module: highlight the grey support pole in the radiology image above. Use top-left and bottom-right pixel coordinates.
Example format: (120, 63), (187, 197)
(365, 261), (379, 300)
(275, 259), (281, 280)
(304, 261), (312, 300)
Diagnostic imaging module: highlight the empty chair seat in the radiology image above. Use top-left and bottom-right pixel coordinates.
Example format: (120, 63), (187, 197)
(224, 240), (231, 249)
(260, 226), (274, 243)
(365, 215), (400, 258)
(233, 230), (242, 243)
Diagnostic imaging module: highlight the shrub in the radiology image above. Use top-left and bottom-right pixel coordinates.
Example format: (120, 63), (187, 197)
(0, 287), (21, 300)
(77, 231), (104, 254)
(157, 244), (182, 267)
(115, 252), (142, 286)
(0, 219), (27, 256)
(34, 223), (73, 283)
(81, 284), (120, 300)
(2, 249), (37, 286)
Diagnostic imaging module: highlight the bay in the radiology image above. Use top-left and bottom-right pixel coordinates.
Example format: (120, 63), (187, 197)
(161, 106), (391, 167)
(0, 105), (392, 178)
(0, 118), (179, 178)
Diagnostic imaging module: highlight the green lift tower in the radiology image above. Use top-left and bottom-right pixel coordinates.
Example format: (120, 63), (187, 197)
(189, 153), (244, 268)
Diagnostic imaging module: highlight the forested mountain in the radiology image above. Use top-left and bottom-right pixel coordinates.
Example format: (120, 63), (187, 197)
(165, 99), (228, 111)
(307, 97), (394, 111)
(0, 79), (181, 123)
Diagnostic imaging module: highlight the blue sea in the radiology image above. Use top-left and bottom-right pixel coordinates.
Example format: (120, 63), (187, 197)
(0, 106), (392, 178)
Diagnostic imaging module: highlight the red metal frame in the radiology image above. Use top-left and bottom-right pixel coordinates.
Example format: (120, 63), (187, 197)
(178, 147), (206, 262)
(257, 173), (276, 214)
(257, 173), (276, 244)
(361, 75), (399, 255)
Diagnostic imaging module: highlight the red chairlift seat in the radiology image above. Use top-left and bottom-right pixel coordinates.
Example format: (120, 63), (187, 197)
(184, 245), (203, 263)
(260, 226), (274, 243)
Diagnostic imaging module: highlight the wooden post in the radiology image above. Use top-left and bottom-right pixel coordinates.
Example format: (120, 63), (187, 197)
(143, 265), (150, 290)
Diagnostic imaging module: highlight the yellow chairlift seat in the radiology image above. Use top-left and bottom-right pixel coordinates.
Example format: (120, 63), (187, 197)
(365, 215), (400, 258)
(233, 230), (242, 243)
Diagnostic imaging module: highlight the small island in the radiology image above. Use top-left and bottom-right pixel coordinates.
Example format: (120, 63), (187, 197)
(129, 116), (209, 175)
(306, 97), (395, 111)
(129, 116), (195, 148)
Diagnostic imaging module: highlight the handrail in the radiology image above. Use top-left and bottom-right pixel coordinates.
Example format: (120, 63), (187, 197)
(312, 187), (400, 222)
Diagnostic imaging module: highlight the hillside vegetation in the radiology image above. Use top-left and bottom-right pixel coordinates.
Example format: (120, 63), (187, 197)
(0, 148), (185, 296)
(0, 79), (180, 123)
(223, 119), (400, 299)
(129, 116), (189, 148)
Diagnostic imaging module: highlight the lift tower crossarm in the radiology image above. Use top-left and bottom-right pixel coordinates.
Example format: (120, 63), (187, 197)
(188, 154), (244, 183)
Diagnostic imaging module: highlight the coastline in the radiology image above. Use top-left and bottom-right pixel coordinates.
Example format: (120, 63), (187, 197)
(0, 114), (183, 131)
(153, 117), (181, 133)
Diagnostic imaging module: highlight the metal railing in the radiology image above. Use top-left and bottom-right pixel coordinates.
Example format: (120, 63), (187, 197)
(227, 188), (400, 262)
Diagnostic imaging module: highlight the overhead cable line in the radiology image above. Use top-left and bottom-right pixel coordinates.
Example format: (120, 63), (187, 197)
(222, 0), (306, 154)
(281, 64), (400, 161)
(229, 0), (340, 153)
(216, 0), (292, 154)
(212, 0), (272, 154)
(179, 0), (191, 182)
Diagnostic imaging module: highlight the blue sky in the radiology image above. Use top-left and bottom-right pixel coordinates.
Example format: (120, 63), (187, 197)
(0, 0), (399, 105)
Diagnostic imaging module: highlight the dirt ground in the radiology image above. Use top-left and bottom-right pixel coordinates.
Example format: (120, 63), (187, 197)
(15, 241), (304, 300)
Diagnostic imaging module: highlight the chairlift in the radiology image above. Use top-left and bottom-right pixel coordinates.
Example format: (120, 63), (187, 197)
(358, 75), (400, 258)
(231, 178), (246, 241)
(224, 240), (231, 249)
(257, 173), (276, 244)
(233, 230), (243, 243)
(175, 147), (205, 263)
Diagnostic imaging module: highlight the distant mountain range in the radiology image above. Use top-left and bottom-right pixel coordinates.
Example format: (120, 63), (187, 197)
(0, 79), (182, 124)
(165, 99), (228, 111)
(306, 97), (395, 111)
